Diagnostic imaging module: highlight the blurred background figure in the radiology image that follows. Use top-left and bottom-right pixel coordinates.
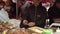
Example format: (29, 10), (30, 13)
(51, 0), (56, 6)
(42, 0), (51, 11)
(20, 0), (48, 28)
(48, 0), (60, 25)
(3, 0), (16, 19)
(18, 0), (31, 20)
(0, 0), (2, 2)
(42, 2), (50, 11)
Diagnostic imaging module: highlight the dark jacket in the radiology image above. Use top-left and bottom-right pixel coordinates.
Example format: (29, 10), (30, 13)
(48, 5), (60, 25)
(8, 3), (16, 19)
(20, 3), (48, 28)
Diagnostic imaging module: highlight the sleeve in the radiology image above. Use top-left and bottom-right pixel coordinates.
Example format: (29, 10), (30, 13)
(21, 10), (29, 20)
(48, 7), (54, 25)
(20, 6), (30, 28)
(48, 8), (54, 19)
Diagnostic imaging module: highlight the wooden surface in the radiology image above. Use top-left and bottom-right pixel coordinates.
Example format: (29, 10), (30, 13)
(53, 18), (60, 23)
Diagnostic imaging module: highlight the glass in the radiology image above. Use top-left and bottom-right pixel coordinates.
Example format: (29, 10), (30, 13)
(45, 19), (50, 29)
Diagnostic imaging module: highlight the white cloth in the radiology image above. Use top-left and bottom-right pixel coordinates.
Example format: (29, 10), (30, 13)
(0, 8), (9, 22)
(8, 19), (21, 28)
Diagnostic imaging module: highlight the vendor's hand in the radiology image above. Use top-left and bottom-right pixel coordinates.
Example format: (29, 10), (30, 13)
(23, 20), (28, 25)
(28, 22), (35, 27)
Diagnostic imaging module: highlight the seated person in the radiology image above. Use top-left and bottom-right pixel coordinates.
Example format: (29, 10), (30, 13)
(20, 0), (48, 28)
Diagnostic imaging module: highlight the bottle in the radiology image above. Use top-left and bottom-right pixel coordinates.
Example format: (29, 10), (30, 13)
(45, 19), (50, 29)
